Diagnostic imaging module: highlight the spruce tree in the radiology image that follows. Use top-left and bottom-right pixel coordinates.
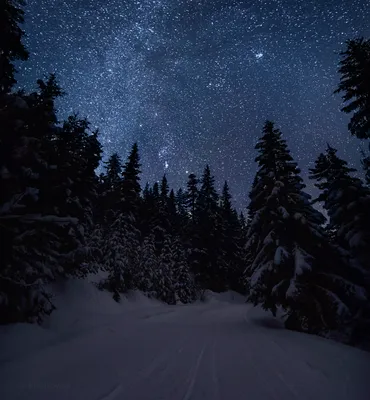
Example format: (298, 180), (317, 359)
(168, 189), (178, 232)
(175, 188), (189, 238)
(0, 75), (101, 322)
(52, 114), (103, 276)
(139, 182), (154, 238)
(156, 235), (176, 304)
(309, 146), (369, 339)
(0, 76), (61, 323)
(121, 142), (141, 215)
(309, 145), (370, 268)
(100, 153), (123, 217)
(195, 165), (222, 291)
(0, 0), (29, 94)
(185, 173), (198, 224)
(101, 212), (139, 302)
(360, 149), (370, 185)
(172, 237), (195, 303)
(138, 233), (158, 295)
(219, 181), (245, 291)
(150, 175), (171, 255)
(160, 174), (169, 203)
(245, 121), (354, 333)
(335, 37), (370, 139)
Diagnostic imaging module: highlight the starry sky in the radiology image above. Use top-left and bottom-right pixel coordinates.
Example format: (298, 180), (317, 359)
(19, 0), (370, 210)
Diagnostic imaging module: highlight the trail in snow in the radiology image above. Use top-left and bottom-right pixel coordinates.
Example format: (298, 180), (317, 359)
(0, 286), (369, 400)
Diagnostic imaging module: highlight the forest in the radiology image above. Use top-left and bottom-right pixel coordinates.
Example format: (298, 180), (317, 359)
(1, 0), (370, 347)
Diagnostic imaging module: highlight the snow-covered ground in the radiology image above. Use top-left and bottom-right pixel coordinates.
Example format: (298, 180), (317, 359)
(1, 277), (369, 400)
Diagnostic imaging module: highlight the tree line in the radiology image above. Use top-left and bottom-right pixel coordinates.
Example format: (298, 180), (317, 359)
(0, 0), (369, 346)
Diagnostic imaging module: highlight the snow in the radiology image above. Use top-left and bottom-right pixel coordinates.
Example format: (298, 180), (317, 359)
(286, 279), (298, 298)
(274, 246), (289, 265)
(348, 231), (364, 248)
(278, 206), (290, 219)
(250, 261), (272, 286)
(294, 246), (312, 275)
(0, 277), (369, 400)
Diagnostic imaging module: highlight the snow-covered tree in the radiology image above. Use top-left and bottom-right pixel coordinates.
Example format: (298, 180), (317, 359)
(51, 113), (103, 276)
(101, 211), (140, 301)
(0, 75), (102, 322)
(309, 145), (370, 339)
(309, 145), (370, 271)
(156, 235), (176, 304)
(245, 121), (357, 334)
(97, 143), (142, 293)
(172, 237), (196, 303)
(137, 233), (158, 295)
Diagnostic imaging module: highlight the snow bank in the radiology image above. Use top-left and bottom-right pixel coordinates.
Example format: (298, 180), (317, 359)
(202, 290), (246, 304)
(0, 273), (163, 363)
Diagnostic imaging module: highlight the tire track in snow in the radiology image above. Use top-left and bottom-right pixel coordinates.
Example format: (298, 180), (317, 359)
(97, 383), (122, 400)
(211, 337), (220, 400)
(120, 335), (190, 394)
(182, 344), (207, 400)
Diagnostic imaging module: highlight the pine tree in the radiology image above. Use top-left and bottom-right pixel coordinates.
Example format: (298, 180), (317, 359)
(51, 114), (103, 276)
(0, 0), (29, 94)
(245, 121), (354, 334)
(309, 145), (369, 339)
(139, 182), (154, 238)
(137, 233), (158, 295)
(175, 188), (189, 236)
(360, 149), (370, 185)
(172, 237), (195, 303)
(100, 153), (123, 218)
(334, 38), (370, 139)
(219, 181), (245, 291)
(115, 143), (142, 288)
(150, 175), (172, 255)
(239, 211), (247, 237)
(195, 165), (222, 291)
(152, 181), (159, 199)
(121, 142), (141, 215)
(0, 75), (97, 322)
(156, 235), (176, 304)
(160, 174), (169, 204)
(101, 212), (138, 302)
(185, 173), (198, 224)
(105, 153), (122, 189)
(309, 145), (370, 268)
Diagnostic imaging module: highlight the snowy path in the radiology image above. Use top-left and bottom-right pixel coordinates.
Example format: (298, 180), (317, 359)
(1, 300), (370, 400)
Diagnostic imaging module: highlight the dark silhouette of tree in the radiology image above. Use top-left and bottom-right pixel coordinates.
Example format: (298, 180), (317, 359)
(309, 145), (369, 341)
(121, 142), (141, 215)
(0, 0), (29, 94)
(335, 38), (370, 139)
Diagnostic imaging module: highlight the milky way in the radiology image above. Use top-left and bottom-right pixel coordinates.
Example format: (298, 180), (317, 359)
(19, 0), (370, 209)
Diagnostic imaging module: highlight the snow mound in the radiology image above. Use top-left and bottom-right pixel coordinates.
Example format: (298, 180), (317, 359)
(0, 275), (163, 363)
(202, 290), (246, 304)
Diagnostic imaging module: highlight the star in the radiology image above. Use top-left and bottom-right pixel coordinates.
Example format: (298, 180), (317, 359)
(20, 0), (369, 210)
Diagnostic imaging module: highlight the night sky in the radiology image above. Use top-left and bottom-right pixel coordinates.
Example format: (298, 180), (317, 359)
(19, 0), (370, 210)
